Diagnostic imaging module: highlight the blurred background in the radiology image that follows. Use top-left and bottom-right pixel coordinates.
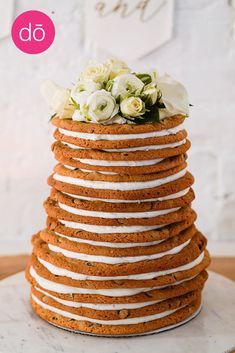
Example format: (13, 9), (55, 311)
(0, 0), (235, 256)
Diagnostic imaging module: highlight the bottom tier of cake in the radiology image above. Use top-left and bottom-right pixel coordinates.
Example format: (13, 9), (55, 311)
(28, 285), (203, 336)
(26, 244), (209, 337)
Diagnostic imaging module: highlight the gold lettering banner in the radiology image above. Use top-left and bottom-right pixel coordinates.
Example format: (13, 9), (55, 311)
(85, 0), (174, 60)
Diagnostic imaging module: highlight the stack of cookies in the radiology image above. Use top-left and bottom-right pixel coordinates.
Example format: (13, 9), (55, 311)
(26, 114), (210, 336)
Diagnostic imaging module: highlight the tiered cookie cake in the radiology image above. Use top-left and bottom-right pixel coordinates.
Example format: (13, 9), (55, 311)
(26, 59), (210, 336)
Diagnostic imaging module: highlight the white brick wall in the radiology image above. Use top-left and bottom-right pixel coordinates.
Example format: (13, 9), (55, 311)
(0, 0), (235, 254)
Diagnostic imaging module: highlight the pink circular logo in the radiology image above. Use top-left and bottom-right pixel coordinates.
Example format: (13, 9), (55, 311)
(11, 10), (55, 54)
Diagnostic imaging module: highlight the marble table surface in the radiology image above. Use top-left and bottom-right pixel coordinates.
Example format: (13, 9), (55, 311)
(0, 271), (234, 353)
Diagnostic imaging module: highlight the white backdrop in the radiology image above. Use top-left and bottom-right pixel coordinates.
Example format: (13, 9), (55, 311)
(0, 0), (235, 255)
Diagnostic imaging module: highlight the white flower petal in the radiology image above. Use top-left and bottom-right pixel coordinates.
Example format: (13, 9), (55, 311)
(111, 74), (144, 99)
(40, 80), (74, 119)
(85, 89), (119, 123)
(82, 61), (110, 83)
(157, 74), (189, 120)
(71, 80), (101, 101)
(72, 110), (84, 121)
(106, 59), (131, 79)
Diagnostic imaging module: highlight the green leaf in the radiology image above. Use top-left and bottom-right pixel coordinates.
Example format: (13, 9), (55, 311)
(105, 80), (114, 92)
(116, 94), (122, 103)
(136, 73), (152, 85)
(142, 94), (154, 107)
(143, 104), (160, 123)
(125, 104), (160, 124)
(157, 101), (165, 109)
(49, 113), (57, 122)
(157, 89), (162, 101)
(70, 97), (80, 110)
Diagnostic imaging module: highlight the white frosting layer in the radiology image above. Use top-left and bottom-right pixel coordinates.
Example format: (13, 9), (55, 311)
(65, 166), (119, 175)
(53, 168), (187, 191)
(80, 169), (118, 175)
(35, 286), (163, 310)
(63, 187), (190, 203)
(58, 124), (184, 141)
(58, 202), (180, 219)
(47, 239), (191, 264)
(30, 266), (198, 296)
(54, 231), (164, 248)
(32, 293), (185, 325)
(64, 139), (186, 152)
(73, 158), (164, 167)
(59, 219), (168, 234)
(38, 251), (203, 281)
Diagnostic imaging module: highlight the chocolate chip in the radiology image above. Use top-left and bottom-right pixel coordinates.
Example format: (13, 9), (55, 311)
(41, 295), (49, 303)
(118, 309), (129, 319)
(86, 262), (93, 267)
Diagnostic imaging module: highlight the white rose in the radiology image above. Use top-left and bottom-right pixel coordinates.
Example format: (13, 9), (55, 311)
(40, 80), (75, 119)
(157, 74), (189, 120)
(111, 74), (144, 99)
(82, 61), (110, 83)
(106, 59), (131, 79)
(84, 89), (119, 123)
(71, 80), (101, 103)
(120, 97), (145, 118)
(142, 83), (158, 105)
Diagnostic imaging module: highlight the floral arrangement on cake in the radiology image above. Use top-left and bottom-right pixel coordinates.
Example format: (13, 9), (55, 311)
(41, 59), (189, 124)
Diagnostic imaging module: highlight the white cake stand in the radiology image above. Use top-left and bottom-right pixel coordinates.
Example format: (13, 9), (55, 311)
(0, 271), (235, 353)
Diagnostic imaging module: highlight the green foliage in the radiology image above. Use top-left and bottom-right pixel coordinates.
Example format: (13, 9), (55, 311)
(70, 97), (80, 110)
(49, 113), (57, 122)
(136, 73), (152, 85)
(125, 104), (160, 124)
(105, 80), (114, 92)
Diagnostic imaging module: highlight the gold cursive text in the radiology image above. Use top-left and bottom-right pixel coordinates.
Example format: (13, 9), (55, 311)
(95, 0), (168, 23)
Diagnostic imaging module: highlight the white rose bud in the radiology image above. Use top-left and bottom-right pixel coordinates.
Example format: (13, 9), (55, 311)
(111, 74), (144, 99)
(40, 80), (75, 119)
(71, 80), (101, 103)
(157, 74), (189, 120)
(120, 97), (145, 118)
(106, 59), (131, 79)
(82, 61), (110, 83)
(85, 89), (119, 123)
(142, 83), (158, 105)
